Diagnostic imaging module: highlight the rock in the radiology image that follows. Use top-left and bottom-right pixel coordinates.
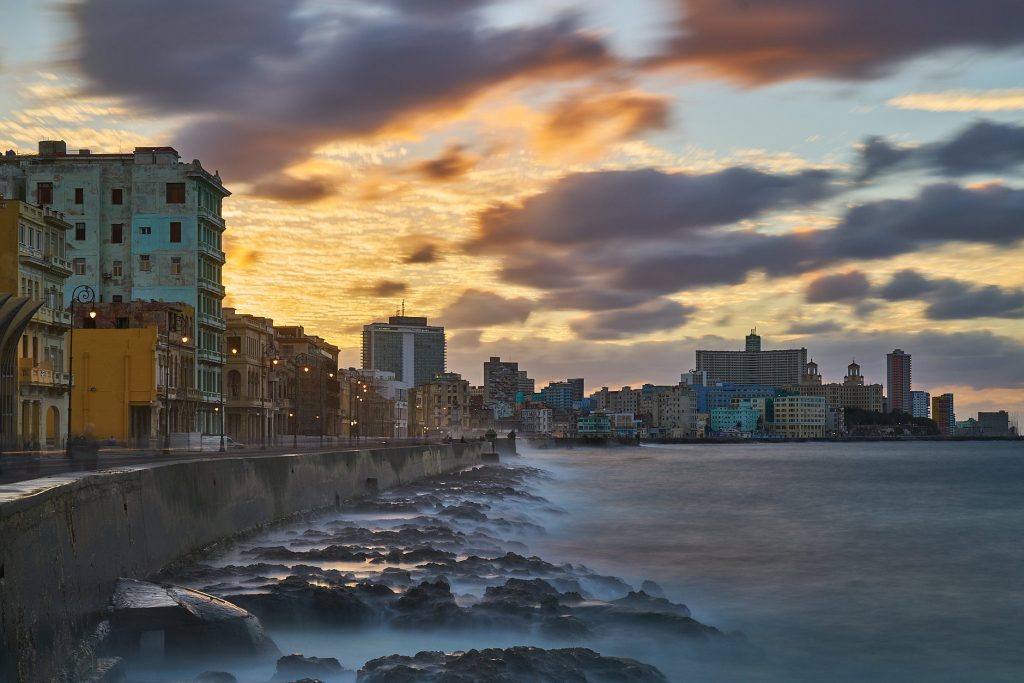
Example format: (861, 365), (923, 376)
(194, 672), (238, 683)
(640, 580), (665, 598)
(610, 591), (691, 617)
(540, 615), (591, 640)
(358, 646), (668, 682)
(225, 576), (377, 628)
(273, 653), (346, 682)
(390, 580), (472, 629)
(107, 579), (279, 663)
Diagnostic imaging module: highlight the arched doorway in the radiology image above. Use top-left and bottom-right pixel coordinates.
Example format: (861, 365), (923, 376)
(46, 405), (60, 447)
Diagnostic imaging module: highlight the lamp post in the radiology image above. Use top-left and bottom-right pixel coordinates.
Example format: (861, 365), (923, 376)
(260, 345), (278, 450)
(66, 285), (96, 457)
(225, 345), (239, 451)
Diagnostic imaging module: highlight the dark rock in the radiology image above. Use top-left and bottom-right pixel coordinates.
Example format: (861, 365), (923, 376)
(358, 646), (667, 682)
(225, 577), (376, 628)
(640, 580), (665, 598)
(610, 590), (691, 617)
(391, 580), (472, 629)
(540, 615), (591, 640)
(194, 672), (238, 683)
(273, 653), (346, 682)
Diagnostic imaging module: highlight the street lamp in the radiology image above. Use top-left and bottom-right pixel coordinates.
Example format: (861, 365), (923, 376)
(66, 285), (96, 457)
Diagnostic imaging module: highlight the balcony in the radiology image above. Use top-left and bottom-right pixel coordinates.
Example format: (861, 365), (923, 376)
(198, 277), (226, 297)
(19, 363), (70, 389)
(198, 240), (226, 264)
(196, 348), (224, 364)
(198, 311), (227, 331)
(198, 206), (226, 229)
(32, 306), (72, 329)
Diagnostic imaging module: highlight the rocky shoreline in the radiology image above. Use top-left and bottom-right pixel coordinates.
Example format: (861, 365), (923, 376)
(113, 463), (750, 682)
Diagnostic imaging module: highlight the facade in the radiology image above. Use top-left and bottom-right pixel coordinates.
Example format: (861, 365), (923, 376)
(0, 295), (44, 451)
(361, 315), (445, 388)
(275, 325), (341, 438)
(516, 370), (535, 400)
(977, 411), (1010, 436)
(931, 393), (955, 436)
(577, 412), (612, 438)
(791, 361), (884, 419)
(886, 349), (912, 414)
(1, 200), (72, 449)
(73, 301), (197, 444)
(910, 390), (930, 418)
(768, 395), (826, 438)
(225, 308), (286, 446)
(0, 141), (230, 434)
(520, 407), (553, 435)
(417, 371), (470, 434)
(567, 378), (584, 402)
(538, 381), (576, 411)
(343, 368), (408, 439)
(483, 356), (523, 408)
(695, 330), (807, 386)
(710, 400), (760, 434)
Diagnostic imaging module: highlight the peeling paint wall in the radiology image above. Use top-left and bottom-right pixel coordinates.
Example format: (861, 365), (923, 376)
(0, 443), (483, 682)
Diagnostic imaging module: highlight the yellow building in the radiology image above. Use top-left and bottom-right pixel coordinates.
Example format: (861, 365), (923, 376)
(1, 198), (73, 449)
(70, 326), (159, 444)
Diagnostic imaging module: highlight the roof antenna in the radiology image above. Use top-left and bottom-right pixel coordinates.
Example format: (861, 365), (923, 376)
(401, 299), (406, 316)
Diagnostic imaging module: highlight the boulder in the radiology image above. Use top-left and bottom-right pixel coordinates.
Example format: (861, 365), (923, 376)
(273, 653), (347, 682)
(193, 672), (238, 683)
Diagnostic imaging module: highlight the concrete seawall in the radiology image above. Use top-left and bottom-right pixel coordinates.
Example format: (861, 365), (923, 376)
(0, 443), (483, 682)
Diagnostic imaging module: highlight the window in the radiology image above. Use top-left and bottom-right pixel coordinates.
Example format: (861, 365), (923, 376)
(111, 223), (123, 243)
(37, 182), (53, 205)
(74, 188), (84, 204)
(112, 260), (122, 277)
(170, 257), (182, 275)
(139, 254), (151, 272)
(112, 295), (123, 303)
(166, 182), (185, 203)
(73, 258), (86, 275)
(111, 188), (123, 204)
(139, 226), (151, 235)
(75, 222), (86, 241)
(170, 221), (181, 243)
(115, 317), (129, 329)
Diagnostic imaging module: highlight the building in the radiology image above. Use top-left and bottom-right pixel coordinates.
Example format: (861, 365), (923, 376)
(275, 325), (341, 438)
(361, 315), (445, 387)
(344, 368), (408, 439)
(567, 378), (584, 402)
(516, 370), (535, 401)
(886, 349), (912, 414)
(0, 295), (44, 451)
(483, 357), (524, 408)
(911, 390), (930, 418)
(72, 301), (197, 445)
(520, 407), (553, 435)
(977, 411), (1010, 437)
(769, 395), (827, 438)
(538, 381), (575, 411)
(791, 361), (884, 422)
(1, 141), (231, 434)
(416, 371), (470, 435)
(931, 393), (955, 436)
(224, 308), (287, 446)
(710, 400), (760, 435)
(1, 199), (73, 449)
(577, 412), (612, 438)
(695, 330), (807, 386)
(691, 382), (780, 413)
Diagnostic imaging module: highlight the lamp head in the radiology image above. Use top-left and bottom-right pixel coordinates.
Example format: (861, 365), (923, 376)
(88, 309), (97, 319)
(180, 335), (189, 344)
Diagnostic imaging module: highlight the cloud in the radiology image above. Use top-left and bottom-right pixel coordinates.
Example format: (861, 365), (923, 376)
(785, 321), (845, 335)
(448, 329), (483, 350)
(366, 280), (408, 297)
(68, 0), (613, 180)
(651, 0), (1024, 86)
(888, 89), (1024, 112)
(857, 120), (1024, 181)
(403, 243), (440, 264)
(410, 144), (478, 181)
(877, 270), (1024, 320)
(535, 88), (672, 157)
(805, 271), (872, 303)
(569, 298), (696, 340)
(440, 289), (535, 328)
(471, 166), (837, 248)
(248, 174), (337, 202)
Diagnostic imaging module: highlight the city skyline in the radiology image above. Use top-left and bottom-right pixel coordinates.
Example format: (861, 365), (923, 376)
(2, 1), (1023, 417)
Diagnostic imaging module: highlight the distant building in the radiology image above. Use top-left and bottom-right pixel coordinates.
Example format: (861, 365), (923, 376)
(910, 390), (930, 418)
(276, 324), (342, 438)
(520, 407), (553, 435)
(1, 199), (73, 449)
(361, 315), (445, 387)
(538, 381), (575, 411)
(977, 411), (1010, 437)
(886, 349), (912, 414)
(416, 371), (470, 434)
(1, 140), (231, 435)
(483, 356), (524, 408)
(791, 360), (884, 419)
(769, 395), (827, 438)
(695, 330), (807, 386)
(567, 378), (584, 402)
(931, 393), (955, 436)
(710, 400), (760, 434)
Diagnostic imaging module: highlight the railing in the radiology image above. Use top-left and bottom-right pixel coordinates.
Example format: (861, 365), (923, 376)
(198, 206), (226, 228)
(197, 240), (226, 263)
(19, 366), (70, 387)
(197, 277), (226, 297)
(48, 254), (72, 273)
(197, 311), (227, 330)
(32, 306), (72, 328)
(196, 348), (224, 364)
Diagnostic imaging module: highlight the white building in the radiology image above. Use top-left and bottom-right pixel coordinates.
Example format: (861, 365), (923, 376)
(361, 315), (445, 388)
(910, 390), (930, 418)
(520, 407), (553, 435)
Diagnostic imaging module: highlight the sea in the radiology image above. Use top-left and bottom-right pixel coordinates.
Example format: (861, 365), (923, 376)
(147, 440), (1023, 682)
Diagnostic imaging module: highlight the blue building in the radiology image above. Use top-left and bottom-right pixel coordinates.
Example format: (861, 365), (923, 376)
(693, 382), (780, 412)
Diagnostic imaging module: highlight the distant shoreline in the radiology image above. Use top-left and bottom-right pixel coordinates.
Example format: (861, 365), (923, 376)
(524, 435), (1022, 449)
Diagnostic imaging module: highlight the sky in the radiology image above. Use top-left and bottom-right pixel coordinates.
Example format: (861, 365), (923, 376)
(2, 0), (1023, 419)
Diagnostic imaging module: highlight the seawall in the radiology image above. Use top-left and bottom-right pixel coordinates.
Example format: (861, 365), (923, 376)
(0, 443), (483, 682)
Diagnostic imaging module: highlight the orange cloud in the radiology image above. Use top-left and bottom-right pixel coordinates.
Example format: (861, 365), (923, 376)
(535, 88), (671, 158)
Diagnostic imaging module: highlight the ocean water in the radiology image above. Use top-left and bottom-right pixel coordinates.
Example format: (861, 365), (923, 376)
(520, 441), (1024, 682)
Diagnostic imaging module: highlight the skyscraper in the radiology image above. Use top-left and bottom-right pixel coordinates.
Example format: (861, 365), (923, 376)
(361, 315), (445, 388)
(696, 331), (807, 386)
(886, 349), (912, 414)
(910, 390), (930, 418)
(0, 141), (230, 434)
(483, 357), (524, 407)
(931, 393), (954, 436)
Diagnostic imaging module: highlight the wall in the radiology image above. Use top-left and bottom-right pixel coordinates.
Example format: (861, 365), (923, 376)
(0, 442), (482, 682)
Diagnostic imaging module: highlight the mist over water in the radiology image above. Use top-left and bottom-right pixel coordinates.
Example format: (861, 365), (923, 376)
(521, 441), (1024, 682)
(135, 441), (1023, 682)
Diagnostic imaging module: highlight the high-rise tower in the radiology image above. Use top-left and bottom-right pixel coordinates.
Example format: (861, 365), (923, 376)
(886, 349), (912, 414)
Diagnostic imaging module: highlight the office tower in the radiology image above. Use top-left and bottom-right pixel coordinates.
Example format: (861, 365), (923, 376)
(886, 349), (912, 414)
(910, 390), (930, 418)
(931, 393), (954, 436)
(361, 315), (445, 388)
(696, 330), (807, 386)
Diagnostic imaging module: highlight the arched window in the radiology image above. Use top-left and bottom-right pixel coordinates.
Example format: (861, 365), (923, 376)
(228, 370), (242, 398)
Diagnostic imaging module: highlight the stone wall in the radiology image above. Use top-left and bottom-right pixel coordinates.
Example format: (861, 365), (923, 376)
(0, 443), (482, 682)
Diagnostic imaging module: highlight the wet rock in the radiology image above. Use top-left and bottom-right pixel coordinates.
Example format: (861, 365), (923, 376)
(225, 577), (377, 628)
(610, 590), (691, 617)
(357, 646), (667, 682)
(640, 580), (665, 598)
(391, 580), (472, 629)
(194, 672), (238, 683)
(540, 615), (592, 640)
(108, 579), (279, 663)
(273, 653), (347, 682)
